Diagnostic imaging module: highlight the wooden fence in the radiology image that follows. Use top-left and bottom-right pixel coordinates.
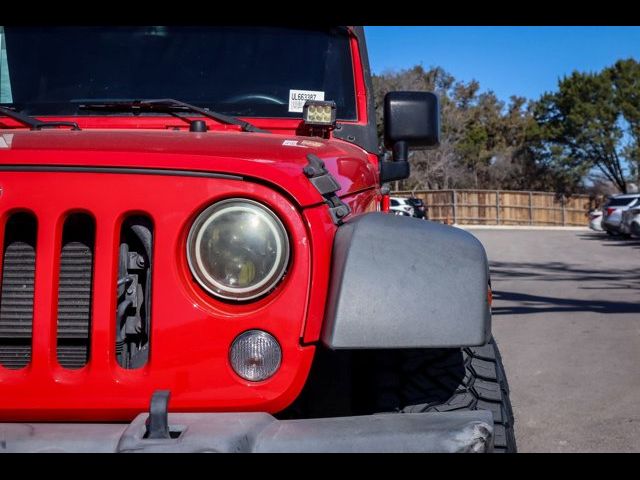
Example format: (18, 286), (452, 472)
(393, 189), (595, 226)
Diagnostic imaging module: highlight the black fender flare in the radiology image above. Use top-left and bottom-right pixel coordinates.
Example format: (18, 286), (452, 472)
(322, 213), (491, 349)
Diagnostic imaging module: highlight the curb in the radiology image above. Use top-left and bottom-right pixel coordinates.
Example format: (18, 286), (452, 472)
(454, 224), (589, 231)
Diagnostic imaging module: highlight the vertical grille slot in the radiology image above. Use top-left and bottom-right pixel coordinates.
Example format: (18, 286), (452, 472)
(0, 212), (37, 369)
(116, 216), (153, 369)
(57, 213), (95, 369)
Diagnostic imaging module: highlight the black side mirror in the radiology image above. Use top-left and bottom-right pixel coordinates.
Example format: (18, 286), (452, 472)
(380, 91), (440, 183)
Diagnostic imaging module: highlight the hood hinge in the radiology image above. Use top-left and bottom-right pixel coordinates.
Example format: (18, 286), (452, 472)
(303, 154), (351, 225)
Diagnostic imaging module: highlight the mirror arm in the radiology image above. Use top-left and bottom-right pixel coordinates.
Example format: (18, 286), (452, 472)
(380, 160), (410, 183)
(379, 140), (410, 183)
(392, 140), (408, 163)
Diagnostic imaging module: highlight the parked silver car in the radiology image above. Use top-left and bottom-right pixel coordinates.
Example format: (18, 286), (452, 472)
(620, 205), (640, 237)
(601, 194), (640, 235)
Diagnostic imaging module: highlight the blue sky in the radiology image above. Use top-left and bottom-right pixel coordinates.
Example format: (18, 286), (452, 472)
(365, 26), (640, 103)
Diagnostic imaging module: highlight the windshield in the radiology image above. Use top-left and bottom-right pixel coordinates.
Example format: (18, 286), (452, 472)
(606, 197), (638, 207)
(0, 26), (357, 120)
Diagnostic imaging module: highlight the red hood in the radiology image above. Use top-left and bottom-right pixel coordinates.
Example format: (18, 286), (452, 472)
(0, 129), (378, 207)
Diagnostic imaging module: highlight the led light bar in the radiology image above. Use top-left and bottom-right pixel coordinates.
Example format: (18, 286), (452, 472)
(302, 100), (337, 127)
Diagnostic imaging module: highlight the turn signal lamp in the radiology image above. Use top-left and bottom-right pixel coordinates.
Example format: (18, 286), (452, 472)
(229, 330), (282, 382)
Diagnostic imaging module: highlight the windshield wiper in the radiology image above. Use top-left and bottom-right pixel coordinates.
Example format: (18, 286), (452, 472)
(78, 99), (268, 133)
(0, 106), (81, 131)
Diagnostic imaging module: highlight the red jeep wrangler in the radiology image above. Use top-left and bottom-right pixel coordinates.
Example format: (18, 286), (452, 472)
(0, 26), (515, 452)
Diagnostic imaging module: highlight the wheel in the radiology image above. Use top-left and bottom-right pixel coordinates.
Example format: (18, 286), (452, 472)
(280, 337), (517, 453)
(412, 339), (516, 452)
(355, 337), (516, 453)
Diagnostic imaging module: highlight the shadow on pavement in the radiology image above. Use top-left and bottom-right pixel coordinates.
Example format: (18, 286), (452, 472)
(486, 230), (640, 316)
(490, 260), (640, 288)
(491, 290), (640, 316)
(577, 232), (640, 248)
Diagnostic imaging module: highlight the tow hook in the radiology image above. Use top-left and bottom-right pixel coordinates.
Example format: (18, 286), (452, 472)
(144, 390), (172, 439)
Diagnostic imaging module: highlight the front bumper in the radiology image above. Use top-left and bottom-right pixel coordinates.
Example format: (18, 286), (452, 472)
(0, 410), (494, 453)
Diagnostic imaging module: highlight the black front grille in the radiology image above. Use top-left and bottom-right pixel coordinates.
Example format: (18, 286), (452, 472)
(0, 210), (154, 371)
(116, 216), (153, 369)
(0, 213), (37, 369)
(57, 214), (95, 369)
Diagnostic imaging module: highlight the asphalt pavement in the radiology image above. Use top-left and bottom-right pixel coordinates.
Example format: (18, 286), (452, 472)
(466, 228), (640, 452)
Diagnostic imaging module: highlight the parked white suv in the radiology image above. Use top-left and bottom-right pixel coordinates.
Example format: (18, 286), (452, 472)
(601, 194), (640, 235)
(588, 209), (604, 231)
(389, 197), (415, 217)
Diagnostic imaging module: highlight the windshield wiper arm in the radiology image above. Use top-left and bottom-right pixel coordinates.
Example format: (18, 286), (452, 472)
(79, 99), (268, 133)
(0, 106), (81, 131)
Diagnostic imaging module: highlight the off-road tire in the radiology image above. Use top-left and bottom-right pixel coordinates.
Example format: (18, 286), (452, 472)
(280, 338), (517, 453)
(358, 337), (516, 453)
(413, 338), (515, 452)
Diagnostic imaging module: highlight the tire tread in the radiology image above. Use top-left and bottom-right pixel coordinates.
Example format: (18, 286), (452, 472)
(397, 338), (516, 452)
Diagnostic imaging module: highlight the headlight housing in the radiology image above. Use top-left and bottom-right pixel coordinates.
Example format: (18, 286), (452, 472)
(187, 199), (290, 301)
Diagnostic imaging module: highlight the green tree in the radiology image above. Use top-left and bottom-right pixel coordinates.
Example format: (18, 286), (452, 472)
(533, 70), (629, 193)
(373, 66), (544, 191)
(609, 59), (640, 185)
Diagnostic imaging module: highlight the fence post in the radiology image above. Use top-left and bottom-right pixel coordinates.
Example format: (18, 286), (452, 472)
(561, 195), (566, 226)
(529, 191), (533, 225)
(452, 190), (457, 224)
(495, 191), (500, 225)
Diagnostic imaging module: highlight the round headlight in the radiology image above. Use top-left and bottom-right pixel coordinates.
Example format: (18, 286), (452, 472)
(187, 199), (290, 301)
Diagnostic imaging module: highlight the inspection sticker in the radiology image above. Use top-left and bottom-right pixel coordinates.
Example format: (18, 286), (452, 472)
(289, 89), (325, 113)
(0, 134), (13, 149)
(282, 140), (306, 147)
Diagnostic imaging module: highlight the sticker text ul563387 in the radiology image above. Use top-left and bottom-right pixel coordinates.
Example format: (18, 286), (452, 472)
(289, 89), (325, 113)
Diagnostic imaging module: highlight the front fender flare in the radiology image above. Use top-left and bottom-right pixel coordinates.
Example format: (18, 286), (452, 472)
(322, 213), (491, 349)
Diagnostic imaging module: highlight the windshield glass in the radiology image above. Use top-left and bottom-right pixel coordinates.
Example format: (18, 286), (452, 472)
(0, 26), (357, 120)
(606, 197), (638, 207)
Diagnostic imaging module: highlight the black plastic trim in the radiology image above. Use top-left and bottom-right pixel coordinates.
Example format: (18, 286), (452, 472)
(144, 390), (171, 440)
(0, 212), (37, 369)
(322, 213), (491, 349)
(0, 409), (494, 452)
(56, 213), (95, 370)
(303, 154), (351, 225)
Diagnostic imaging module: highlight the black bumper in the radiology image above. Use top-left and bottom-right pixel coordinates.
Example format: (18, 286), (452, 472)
(0, 410), (494, 453)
